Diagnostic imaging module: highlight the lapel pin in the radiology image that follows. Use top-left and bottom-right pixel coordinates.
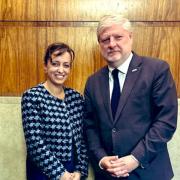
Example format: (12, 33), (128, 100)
(132, 68), (138, 72)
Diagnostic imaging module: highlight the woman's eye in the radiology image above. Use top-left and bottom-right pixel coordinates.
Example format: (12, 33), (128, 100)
(64, 64), (70, 68)
(51, 61), (59, 66)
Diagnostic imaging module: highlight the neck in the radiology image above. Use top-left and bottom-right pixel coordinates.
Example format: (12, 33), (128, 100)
(43, 80), (65, 99)
(108, 61), (124, 68)
(108, 52), (132, 68)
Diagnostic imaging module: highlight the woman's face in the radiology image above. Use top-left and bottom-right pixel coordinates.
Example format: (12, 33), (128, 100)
(44, 51), (72, 87)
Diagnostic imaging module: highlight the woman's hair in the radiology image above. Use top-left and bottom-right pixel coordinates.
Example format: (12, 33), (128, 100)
(44, 42), (75, 65)
(97, 14), (133, 41)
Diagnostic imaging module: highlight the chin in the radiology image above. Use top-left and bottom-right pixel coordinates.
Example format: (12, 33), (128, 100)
(108, 58), (121, 63)
(107, 54), (121, 60)
(52, 80), (64, 86)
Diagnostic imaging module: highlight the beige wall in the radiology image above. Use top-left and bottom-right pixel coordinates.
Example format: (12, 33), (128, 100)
(0, 97), (26, 180)
(0, 97), (179, 180)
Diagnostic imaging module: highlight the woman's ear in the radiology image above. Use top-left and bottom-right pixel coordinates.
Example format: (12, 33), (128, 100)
(44, 64), (48, 73)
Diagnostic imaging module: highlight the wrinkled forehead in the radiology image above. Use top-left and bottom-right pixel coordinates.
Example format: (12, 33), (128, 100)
(98, 24), (130, 38)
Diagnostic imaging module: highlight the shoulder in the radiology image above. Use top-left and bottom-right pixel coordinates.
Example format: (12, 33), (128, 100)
(135, 52), (168, 66)
(143, 57), (170, 76)
(65, 87), (83, 99)
(133, 52), (168, 66)
(86, 66), (108, 82)
(133, 53), (170, 72)
(134, 54), (172, 84)
(65, 88), (84, 108)
(21, 84), (45, 101)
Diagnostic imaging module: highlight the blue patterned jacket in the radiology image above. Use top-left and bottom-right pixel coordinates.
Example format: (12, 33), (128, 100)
(21, 84), (88, 179)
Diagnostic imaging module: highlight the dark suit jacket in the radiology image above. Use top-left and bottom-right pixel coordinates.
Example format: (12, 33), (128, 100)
(84, 52), (178, 180)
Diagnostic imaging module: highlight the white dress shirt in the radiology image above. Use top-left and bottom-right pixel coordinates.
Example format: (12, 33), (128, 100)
(99, 53), (140, 169)
(108, 52), (133, 100)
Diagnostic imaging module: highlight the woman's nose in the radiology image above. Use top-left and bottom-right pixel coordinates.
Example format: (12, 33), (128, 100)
(57, 65), (64, 72)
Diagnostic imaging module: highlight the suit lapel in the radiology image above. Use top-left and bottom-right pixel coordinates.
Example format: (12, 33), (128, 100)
(99, 66), (114, 122)
(114, 53), (142, 124)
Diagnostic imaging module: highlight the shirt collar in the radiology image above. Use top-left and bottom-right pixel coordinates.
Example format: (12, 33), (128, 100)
(108, 52), (133, 74)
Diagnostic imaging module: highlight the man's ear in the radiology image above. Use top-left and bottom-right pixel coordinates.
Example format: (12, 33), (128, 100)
(129, 32), (133, 39)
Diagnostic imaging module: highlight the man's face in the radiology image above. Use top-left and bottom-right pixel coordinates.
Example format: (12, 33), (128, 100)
(98, 24), (133, 67)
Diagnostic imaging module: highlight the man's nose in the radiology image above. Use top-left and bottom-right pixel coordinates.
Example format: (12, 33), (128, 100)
(108, 36), (116, 47)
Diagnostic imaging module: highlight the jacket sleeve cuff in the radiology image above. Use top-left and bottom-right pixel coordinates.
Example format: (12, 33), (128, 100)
(98, 156), (106, 169)
(131, 143), (150, 169)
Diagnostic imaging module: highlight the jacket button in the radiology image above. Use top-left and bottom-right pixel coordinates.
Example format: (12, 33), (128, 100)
(112, 128), (116, 132)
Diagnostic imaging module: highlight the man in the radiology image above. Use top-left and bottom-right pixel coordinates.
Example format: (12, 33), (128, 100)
(84, 14), (177, 180)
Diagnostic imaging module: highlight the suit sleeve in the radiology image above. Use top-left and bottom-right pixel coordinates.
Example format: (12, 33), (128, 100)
(131, 61), (178, 168)
(84, 77), (108, 163)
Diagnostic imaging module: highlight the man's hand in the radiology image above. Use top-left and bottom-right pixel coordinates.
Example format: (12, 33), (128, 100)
(100, 156), (119, 170)
(99, 156), (129, 177)
(107, 155), (139, 178)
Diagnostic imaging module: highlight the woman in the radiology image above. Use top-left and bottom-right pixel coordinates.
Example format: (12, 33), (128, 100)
(21, 42), (88, 180)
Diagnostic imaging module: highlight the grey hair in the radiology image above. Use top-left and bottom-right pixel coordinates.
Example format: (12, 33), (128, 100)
(97, 14), (133, 41)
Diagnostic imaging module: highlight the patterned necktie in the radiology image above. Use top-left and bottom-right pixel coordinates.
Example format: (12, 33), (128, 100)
(111, 69), (121, 119)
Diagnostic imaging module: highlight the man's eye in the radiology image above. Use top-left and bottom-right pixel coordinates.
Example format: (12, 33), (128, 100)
(101, 38), (110, 44)
(115, 36), (123, 40)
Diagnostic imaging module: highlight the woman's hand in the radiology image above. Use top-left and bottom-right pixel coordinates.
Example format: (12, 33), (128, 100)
(60, 171), (74, 180)
(72, 171), (81, 180)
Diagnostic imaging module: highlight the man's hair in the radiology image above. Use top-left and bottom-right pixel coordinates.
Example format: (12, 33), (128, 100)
(44, 42), (75, 65)
(97, 14), (133, 41)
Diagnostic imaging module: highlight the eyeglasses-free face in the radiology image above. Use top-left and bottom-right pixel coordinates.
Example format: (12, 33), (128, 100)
(99, 24), (133, 67)
(44, 51), (72, 87)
